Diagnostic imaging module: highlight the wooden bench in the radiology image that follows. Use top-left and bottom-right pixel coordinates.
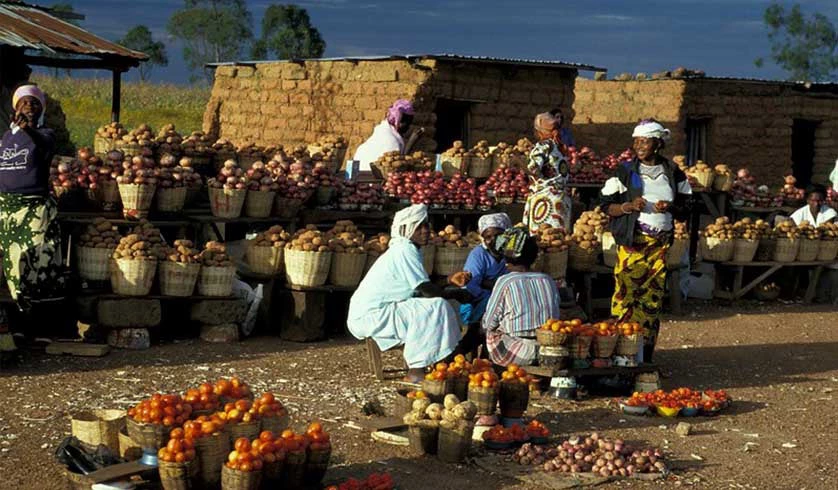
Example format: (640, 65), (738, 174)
(365, 338), (407, 381)
(713, 260), (834, 302)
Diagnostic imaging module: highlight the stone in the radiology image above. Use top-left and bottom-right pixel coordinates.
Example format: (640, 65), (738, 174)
(200, 324), (239, 343)
(107, 328), (150, 350)
(191, 299), (248, 325)
(97, 299), (161, 328)
(675, 422), (692, 437)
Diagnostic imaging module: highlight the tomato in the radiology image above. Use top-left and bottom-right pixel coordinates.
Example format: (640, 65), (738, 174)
(251, 459), (263, 471)
(239, 461), (252, 472)
(307, 422), (323, 434)
(260, 392), (275, 405)
(234, 438), (250, 453)
(281, 429), (294, 439)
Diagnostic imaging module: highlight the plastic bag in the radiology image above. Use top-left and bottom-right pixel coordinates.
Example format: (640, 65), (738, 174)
(231, 279), (262, 337)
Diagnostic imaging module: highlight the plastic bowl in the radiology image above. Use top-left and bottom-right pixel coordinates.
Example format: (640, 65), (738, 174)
(701, 406), (722, 417)
(680, 407), (699, 417)
(656, 405), (681, 418)
(620, 402), (649, 416)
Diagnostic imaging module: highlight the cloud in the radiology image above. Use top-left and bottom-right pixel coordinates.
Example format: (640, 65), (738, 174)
(590, 14), (634, 23)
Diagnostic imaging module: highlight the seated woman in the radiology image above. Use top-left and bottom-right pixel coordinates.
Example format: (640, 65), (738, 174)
(347, 204), (472, 382)
(457, 213), (512, 324)
(790, 185), (836, 226)
(481, 228), (561, 367)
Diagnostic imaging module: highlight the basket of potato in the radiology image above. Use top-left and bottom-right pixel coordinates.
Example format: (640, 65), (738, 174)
(731, 218), (762, 263)
(246, 226), (289, 276)
(326, 221), (368, 287)
(686, 161), (714, 190)
(285, 226), (333, 287)
(94, 122), (127, 155)
(467, 140), (492, 178)
(363, 233), (390, 275)
(491, 139), (529, 171)
(796, 221), (821, 262)
(243, 161), (278, 218)
(569, 215), (602, 272)
(699, 217), (735, 262)
(372, 150), (433, 178)
(666, 221), (690, 268)
(773, 220), (800, 262)
(208, 160), (247, 218)
(116, 150), (157, 219)
(433, 225), (470, 276)
(308, 135), (348, 172)
(110, 221), (165, 296)
(817, 223), (838, 261)
(534, 224), (570, 278)
(158, 239), (201, 297)
(197, 241), (236, 297)
(712, 164), (734, 192)
(76, 218), (119, 281)
(440, 142), (470, 177)
(115, 124), (154, 158)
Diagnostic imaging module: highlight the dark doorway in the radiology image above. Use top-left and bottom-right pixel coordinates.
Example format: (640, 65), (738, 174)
(685, 117), (712, 166)
(434, 99), (471, 151)
(791, 119), (819, 188)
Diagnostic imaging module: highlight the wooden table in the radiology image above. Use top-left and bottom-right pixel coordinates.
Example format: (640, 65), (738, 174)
(570, 265), (684, 319)
(713, 260), (834, 302)
(528, 363), (658, 379)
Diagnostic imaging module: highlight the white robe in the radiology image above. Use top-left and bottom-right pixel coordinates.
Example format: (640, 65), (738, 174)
(790, 205), (837, 226)
(353, 120), (404, 171)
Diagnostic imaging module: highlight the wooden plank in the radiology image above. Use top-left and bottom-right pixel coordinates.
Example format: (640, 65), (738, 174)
(732, 264), (782, 299)
(45, 342), (110, 357)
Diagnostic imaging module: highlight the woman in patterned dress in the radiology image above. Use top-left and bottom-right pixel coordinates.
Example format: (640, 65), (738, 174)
(523, 112), (572, 234)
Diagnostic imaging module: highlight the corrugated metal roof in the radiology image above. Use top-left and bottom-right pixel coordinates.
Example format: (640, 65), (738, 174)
(208, 53), (606, 72)
(0, 0), (146, 62)
(584, 74), (838, 89)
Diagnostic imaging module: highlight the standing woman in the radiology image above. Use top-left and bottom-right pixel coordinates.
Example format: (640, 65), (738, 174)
(523, 112), (572, 234)
(0, 85), (64, 357)
(600, 119), (691, 362)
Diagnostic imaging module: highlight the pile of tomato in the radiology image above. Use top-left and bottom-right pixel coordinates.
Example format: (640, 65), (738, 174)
(625, 388), (731, 411)
(325, 472), (394, 490)
(482, 423), (530, 444)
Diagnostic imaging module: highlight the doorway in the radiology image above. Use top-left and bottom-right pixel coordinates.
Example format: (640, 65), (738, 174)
(434, 99), (472, 151)
(685, 117), (712, 166)
(791, 119), (819, 188)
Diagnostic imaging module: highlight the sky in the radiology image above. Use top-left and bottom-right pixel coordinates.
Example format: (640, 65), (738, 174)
(38, 0), (838, 84)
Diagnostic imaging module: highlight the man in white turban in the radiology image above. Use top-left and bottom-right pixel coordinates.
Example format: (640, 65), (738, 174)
(348, 204), (472, 381)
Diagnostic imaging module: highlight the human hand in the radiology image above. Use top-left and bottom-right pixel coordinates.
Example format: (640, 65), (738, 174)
(654, 201), (671, 213)
(14, 112), (29, 129)
(448, 271), (472, 288)
(630, 197), (647, 212)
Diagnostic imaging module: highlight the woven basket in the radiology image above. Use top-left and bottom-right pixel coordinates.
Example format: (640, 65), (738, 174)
(666, 239), (689, 268)
(156, 187), (187, 213)
(408, 424), (439, 455)
(689, 170), (714, 189)
(440, 155), (469, 177)
(467, 157), (492, 178)
(363, 253), (381, 276)
(569, 243), (599, 271)
(733, 239), (759, 263)
(467, 386), (498, 415)
(283, 450), (307, 488)
(70, 409), (125, 453)
(159, 261), (200, 297)
(817, 240), (838, 262)
(246, 245), (284, 276)
(115, 142), (144, 158)
(421, 245), (436, 276)
(773, 237), (799, 262)
(433, 246), (470, 276)
(97, 180), (121, 211)
(187, 154), (214, 176)
(536, 329), (568, 347)
(797, 238), (820, 262)
(569, 335), (593, 359)
(756, 238), (776, 262)
(492, 153), (527, 171)
(244, 190), (276, 218)
(194, 433), (229, 489)
(437, 426), (473, 464)
(158, 460), (198, 490)
(214, 151), (238, 171)
(543, 249), (569, 278)
(110, 258), (157, 296)
(615, 334), (642, 357)
(699, 237), (734, 262)
(125, 418), (168, 450)
(76, 246), (115, 281)
(601, 232), (617, 267)
(209, 187), (246, 218)
(499, 382), (529, 418)
(592, 335), (618, 358)
(118, 427), (142, 460)
(285, 249), (332, 287)
(118, 183), (156, 219)
(329, 251), (367, 287)
(530, 252), (544, 272)
(712, 173), (734, 192)
(421, 379), (452, 403)
(94, 135), (116, 155)
(198, 265), (236, 297)
(221, 465), (261, 490)
(261, 413), (290, 434)
(228, 421), (260, 443)
(304, 447), (331, 485)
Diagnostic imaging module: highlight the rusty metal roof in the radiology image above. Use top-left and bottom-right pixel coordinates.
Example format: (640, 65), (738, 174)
(0, 0), (146, 63)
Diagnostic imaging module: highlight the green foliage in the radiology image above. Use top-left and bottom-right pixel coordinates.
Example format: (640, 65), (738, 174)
(118, 25), (169, 82)
(167, 0), (253, 83)
(32, 75), (208, 154)
(756, 2), (838, 81)
(253, 4), (325, 60)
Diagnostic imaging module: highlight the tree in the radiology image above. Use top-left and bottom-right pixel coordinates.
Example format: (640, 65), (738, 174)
(118, 26), (168, 82)
(49, 3), (80, 77)
(251, 4), (325, 60)
(755, 2), (838, 82)
(167, 0), (253, 83)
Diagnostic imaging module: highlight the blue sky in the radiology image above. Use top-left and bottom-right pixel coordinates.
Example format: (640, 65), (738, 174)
(45, 0), (838, 84)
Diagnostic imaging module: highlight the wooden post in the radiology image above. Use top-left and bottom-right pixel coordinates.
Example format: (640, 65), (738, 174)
(111, 70), (122, 123)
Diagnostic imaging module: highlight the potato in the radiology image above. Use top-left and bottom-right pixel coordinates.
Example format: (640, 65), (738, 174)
(443, 394), (460, 410)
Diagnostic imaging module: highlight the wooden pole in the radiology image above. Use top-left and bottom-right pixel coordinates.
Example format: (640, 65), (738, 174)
(111, 69), (122, 123)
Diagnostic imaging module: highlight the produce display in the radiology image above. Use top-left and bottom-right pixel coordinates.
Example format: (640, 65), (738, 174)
(212, 377), (252, 400)
(326, 220), (365, 253)
(685, 161), (713, 188)
(249, 430), (286, 466)
(78, 218), (119, 249)
(731, 218), (765, 240)
(182, 382), (220, 412)
(774, 220), (800, 239)
(541, 433), (668, 477)
(211, 138), (237, 155)
(533, 225), (570, 252)
(96, 122), (127, 142)
(797, 221), (819, 240)
(325, 473), (394, 490)
(374, 150), (434, 174)
(467, 367), (499, 389)
(622, 387), (731, 416)
(122, 124), (155, 146)
(165, 239), (200, 264)
(183, 414), (226, 439)
(431, 225), (468, 248)
(208, 160), (246, 190)
(286, 226), (330, 252)
(127, 393), (192, 426)
(156, 154), (200, 190)
(565, 147), (632, 184)
(701, 217), (735, 240)
(492, 140), (529, 168)
(480, 166), (529, 203)
(218, 399), (259, 424)
(155, 124), (183, 156)
(252, 392), (289, 422)
(269, 153), (318, 200)
(112, 221), (166, 261)
(199, 241), (233, 267)
(438, 395), (477, 433)
(225, 437), (264, 471)
(468, 140), (491, 159)
(157, 428), (196, 463)
(182, 131), (214, 157)
(574, 207), (609, 238)
(482, 423), (530, 445)
(500, 364), (537, 387)
(384, 171), (479, 208)
(539, 318), (581, 335)
(115, 150), (157, 186)
(339, 181), (384, 210)
(779, 175), (805, 205)
(251, 225), (290, 248)
(244, 161), (279, 192)
(820, 222), (838, 240)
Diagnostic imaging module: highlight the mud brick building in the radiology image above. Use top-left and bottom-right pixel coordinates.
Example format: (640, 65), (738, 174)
(573, 77), (838, 186)
(204, 54), (602, 156)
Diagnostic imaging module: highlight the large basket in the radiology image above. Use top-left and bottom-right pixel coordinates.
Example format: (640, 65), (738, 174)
(244, 190), (276, 218)
(421, 379), (452, 403)
(94, 135), (116, 155)
(261, 413), (290, 434)
(699, 237), (734, 262)
(198, 265), (236, 297)
(440, 155), (469, 177)
(118, 183), (156, 219)
(666, 239), (689, 268)
(543, 249), (569, 278)
(467, 157), (492, 178)
(615, 334), (642, 357)
(408, 424), (439, 455)
(712, 173), (734, 192)
(158, 460), (198, 490)
(283, 450), (306, 488)
(499, 382), (529, 418)
(273, 196), (303, 220)
(536, 328), (568, 347)
(209, 187), (246, 218)
(421, 245), (436, 276)
(601, 232), (617, 267)
(733, 239), (759, 263)
(569, 243), (599, 271)
(773, 237), (799, 262)
(569, 335), (593, 359)
(214, 152), (237, 171)
(689, 170), (714, 189)
(110, 258), (157, 296)
(125, 418), (168, 450)
(467, 386), (498, 415)
(97, 180), (121, 211)
(285, 249), (332, 287)
(76, 246), (115, 281)
(304, 447), (332, 485)
(155, 187), (187, 213)
(228, 421), (260, 443)
(158, 261), (200, 297)
(70, 409), (125, 453)
(433, 246), (469, 276)
(194, 432), (229, 489)
(246, 245), (284, 276)
(797, 238), (820, 262)
(817, 240), (838, 262)
(756, 238), (776, 262)
(592, 335), (618, 358)
(329, 251), (367, 287)
(437, 426), (473, 464)
(221, 465), (261, 490)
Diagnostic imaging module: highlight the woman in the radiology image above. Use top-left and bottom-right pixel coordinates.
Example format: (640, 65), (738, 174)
(482, 228), (560, 367)
(549, 108), (576, 148)
(790, 185), (836, 226)
(458, 212), (512, 324)
(600, 119), (691, 362)
(523, 112), (572, 234)
(0, 85), (64, 357)
(347, 204), (472, 382)
(353, 99), (421, 171)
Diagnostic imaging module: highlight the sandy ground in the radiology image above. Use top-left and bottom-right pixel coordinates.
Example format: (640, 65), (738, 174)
(0, 300), (836, 490)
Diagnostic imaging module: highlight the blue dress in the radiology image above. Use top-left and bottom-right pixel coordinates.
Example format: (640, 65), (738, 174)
(459, 245), (507, 324)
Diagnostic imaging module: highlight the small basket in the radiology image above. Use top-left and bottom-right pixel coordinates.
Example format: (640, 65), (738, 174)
(689, 170), (714, 189)
(159, 261), (200, 297)
(568, 335), (593, 359)
(273, 196), (303, 220)
(756, 238), (776, 262)
(110, 258), (157, 296)
(601, 232), (617, 267)
(228, 421), (260, 444)
(194, 433), (229, 489)
(433, 247), (470, 276)
(329, 251), (368, 287)
(592, 335), (618, 358)
(733, 239), (759, 263)
(615, 334), (642, 357)
(666, 239), (689, 268)
(260, 413), (290, 434)
(118, 183), (156, 219)
(97, 180), (121, 211)
(158, 460), (198, 490)
(467, 157), (492, 178)
(421, 378), (452, 403)
(440, 154), (469, 177)
(699, 237), (734, 262)
(797, 238), (820, 262)
(70, 409), (125, 453)
(304, 447), (331, 485)
(246, 245), (284, 276)
(282, 450), (306, 488)
(773, 237), (799, 262)
(467, 386), (499, 415)
(499, 382), (529, 418)
(209, 187), (247, 218)
(408, 423), (439, 455)
(198, 265), (236, 297)
(450, 375), (469, 402)
(76, 246), (115, 282)
(125, 418), (168, 450)
(221, 465), (261, 490)
(536, 329), (568, 347)
(244, 190), (276, 218)
(817, 240), (838, 262)
(712, 173), (734, 192)
(543, 249), (569, 279)
(421, 245), (436, 276)
(284, 249), (332, 287)
(156, 186), (187, 213)
(437, 426), (473, 464)
(569, 243), (599, 271)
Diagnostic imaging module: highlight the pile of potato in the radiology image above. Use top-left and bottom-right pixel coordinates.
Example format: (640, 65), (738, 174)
(534, 224), (570, 252)
(731, 218), (765, 241)
(79, 218), (119, 249)
(673, 221), (689, 240)
(96, 122), (127, 141)
(165, 239), (200, 264)
(315, 136), (347, 161)
(797, 221), (820, 240)
(208, 160), (246, 190)
(774, 220), (800, 239)
(374, 151), (434, 173)
(442, 141), (468, 158)
(286, 226), (330, 252)
(575, 207), (609, 237)
(120, 124), (154, 146)
(326, 221), (365, 253)
(468, 140), (491, 159)
(465, 231), (482, 247)
(155, 124), (183, 155)
(251, 225), (291, 249)
(115, 152), (156, 186)
(244, 161), (277, 192)
(200, 241), (233, 267)
(182, 131), (214, 156)
(702, 217), (735, 240)
(493, 141), (527, 160)
(819, 222), (838, 241)
(112, 221), (166, 260)
(364, 233), (390, 257)
(432, 225), (468, 248)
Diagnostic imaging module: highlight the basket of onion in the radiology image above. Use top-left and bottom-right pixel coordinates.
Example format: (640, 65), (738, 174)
(154, 154), (188, 213)
(208, 160), (247, 218)
(236, 143), (266, 171)
(212, 138), (238, 169)
(181, 130), (215, 175)
(116, 149), (157, 219)
(243, 161), (278, 217)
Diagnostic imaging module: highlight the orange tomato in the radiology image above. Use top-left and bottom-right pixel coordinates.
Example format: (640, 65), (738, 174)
(234, 438), (250, 453)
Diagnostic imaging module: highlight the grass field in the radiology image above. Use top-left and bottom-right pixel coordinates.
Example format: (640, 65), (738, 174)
(32, 75), (209, 151)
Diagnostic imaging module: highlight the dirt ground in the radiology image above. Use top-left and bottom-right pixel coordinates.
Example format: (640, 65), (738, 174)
(0, 300), (837, 490)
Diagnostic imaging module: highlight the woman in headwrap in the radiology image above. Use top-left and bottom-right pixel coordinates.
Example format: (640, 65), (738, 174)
(600, 119), (691, 362)
(456, 212), (512, 325)
(481, 227), (560, 367)
(0, 84), (64, 357)
(353, 99), (420, 171)
(523, 112), (572, 234)
(347, 204), (473, 382)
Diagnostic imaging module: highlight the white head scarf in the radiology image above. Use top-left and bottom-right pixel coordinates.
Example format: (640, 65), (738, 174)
(478, 213), (512, 234)
(391, 204), (428, 240)
(12, 84), (46, 127)
(534, 112), (558, 133)
(830, 158), (838, 192)
(632, 120), (671, 142)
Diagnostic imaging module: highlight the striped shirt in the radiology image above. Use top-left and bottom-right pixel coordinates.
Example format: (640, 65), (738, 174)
(481, 272), (560, 366)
